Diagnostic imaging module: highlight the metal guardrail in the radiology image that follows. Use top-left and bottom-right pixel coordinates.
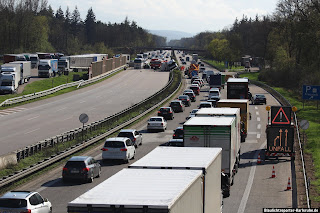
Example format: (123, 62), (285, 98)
(0, 69), (181, 188)
(251, 80), (310, 208)
(0, 65), (127, 107)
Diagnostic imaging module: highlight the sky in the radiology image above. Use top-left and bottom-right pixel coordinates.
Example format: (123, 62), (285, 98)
(48, 0), (279, 35)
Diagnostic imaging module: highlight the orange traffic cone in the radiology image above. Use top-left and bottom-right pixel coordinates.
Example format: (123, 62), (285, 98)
(271, 166), (276, 178)
(257, 153), (261, 164)
(286, 177), (291, 190)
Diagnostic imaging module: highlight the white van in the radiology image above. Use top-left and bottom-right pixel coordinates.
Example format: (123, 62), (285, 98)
(208, 88), (221, 100)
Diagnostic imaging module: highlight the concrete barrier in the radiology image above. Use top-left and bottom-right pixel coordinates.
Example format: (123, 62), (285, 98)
(0, 152), (18, 170)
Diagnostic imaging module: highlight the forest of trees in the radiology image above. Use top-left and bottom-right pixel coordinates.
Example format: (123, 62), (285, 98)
(169, 0), (320, 91)
(0, 0), (166, 56)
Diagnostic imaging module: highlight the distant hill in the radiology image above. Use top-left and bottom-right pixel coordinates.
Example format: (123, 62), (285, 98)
(149, 30), (194, 42)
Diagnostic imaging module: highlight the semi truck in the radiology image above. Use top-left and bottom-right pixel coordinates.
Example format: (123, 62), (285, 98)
(209, 73), (222, 89)
(0, 64), (21, 94)
(184, 116), (239, 197)
(227, 78), (249, 99)
(68, 168), (205, 213)
(69, 54), (107, 72)
(38, 59), (58, 77)
(129, 147), (223, 213)
(29, 54), (39, 68)
(9, 61), (31, 84)
(58, 56), (71, 73)
(217, 99), (250, 142)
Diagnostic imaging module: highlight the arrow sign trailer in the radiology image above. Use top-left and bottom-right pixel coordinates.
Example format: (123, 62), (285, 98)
(267, 126), (294, 154)
(271, 106), (292, 126)
(302, 85), (320, 100)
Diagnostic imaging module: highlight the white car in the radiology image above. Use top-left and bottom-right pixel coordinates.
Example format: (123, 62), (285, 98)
(147, 116), (167, 132)
(102, 137), (136, 163)
(0, 191), (52, 213)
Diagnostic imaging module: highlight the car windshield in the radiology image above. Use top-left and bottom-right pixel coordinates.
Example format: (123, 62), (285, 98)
(170, 102), (181, 106)
(160, 108), (170, 112)
(210, 91), (219, 95)
(0, 199), (27, 208)
(104, 141), (125, 148)
(168, 142), (183, 147)
(118, 132), (133, 138)
(175, 129), (184, 135)
(191, 109), (199, 114)
(65, 161), (86, 168)
(179, 96), (188, 99)
(149, 118), (162, 122)
(256, 95), (265, 98)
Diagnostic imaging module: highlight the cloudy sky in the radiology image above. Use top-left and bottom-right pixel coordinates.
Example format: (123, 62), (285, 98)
(48, 0), (279, 35)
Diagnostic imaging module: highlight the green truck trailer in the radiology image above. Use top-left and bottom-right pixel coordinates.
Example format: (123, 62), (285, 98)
(183, 116), (239, 197)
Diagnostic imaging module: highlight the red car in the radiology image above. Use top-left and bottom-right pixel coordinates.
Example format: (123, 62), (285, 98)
(190, 84), (200, 95)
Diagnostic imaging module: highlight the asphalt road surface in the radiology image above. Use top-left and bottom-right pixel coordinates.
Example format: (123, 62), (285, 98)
(0, 67), (169, 155)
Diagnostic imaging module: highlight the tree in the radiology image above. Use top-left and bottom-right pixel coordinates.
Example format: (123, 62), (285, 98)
(85, 7), (96, 44)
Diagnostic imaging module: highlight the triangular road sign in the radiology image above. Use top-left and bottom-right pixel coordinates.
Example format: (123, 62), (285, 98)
(271, 107), (291, 125)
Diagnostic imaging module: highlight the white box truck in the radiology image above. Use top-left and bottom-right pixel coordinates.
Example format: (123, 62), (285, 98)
(68, 168), (204, 213)
(38, 59), (58, 77)
(129, 147), (223, 213)
(0, 64), (21, 94)
(184, 116), (238, 197)
(69, 54), (107, 72)
(9, 61), (31, 83)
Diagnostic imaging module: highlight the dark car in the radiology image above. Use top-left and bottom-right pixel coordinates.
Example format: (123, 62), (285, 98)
(183, 91), (196, 102)
(160, 139), (184, 147)
(178, 95), (191, 107)
(173, 127), (184, 139)
(182, 61), (186, 65)
(191, 76), (199, 84)
(252, 94), (266, 105)
(62, 156), (101, 183)
(169, 100), (185, 112)
(158, 107), (174, 120)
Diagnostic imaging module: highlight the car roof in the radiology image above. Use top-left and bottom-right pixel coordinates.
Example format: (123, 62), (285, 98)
(150, 116), (164, 119)
(169, 139), (183, 142)
(175, 126), (183, 130)
(1, 191), (34, 199)
(106, 137), (129, 142)
(209, 88), (220, 91)
(200, 102), (211, 104)
(171, 100), (182, 103)
(119, 129), (136, 133)
(68, 156), (91, 161)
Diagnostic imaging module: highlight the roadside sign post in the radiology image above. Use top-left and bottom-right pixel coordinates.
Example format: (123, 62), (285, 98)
(300, 120), (309, 147)
(302, 85), (320, 110)
(79, 113), (89, 143)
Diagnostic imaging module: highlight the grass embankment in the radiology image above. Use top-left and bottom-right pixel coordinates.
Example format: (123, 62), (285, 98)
(240, 72), (320, 202)
(0, 69), (182, 193)
(203, 59), (244, 72)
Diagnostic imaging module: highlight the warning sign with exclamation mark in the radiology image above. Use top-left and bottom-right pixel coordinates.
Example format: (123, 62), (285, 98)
(271, 106), (292, 126)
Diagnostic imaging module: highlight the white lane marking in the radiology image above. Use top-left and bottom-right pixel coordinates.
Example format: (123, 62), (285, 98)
(27, 115), (40, 121)
(248, 132), (259, 135)
(255, 106), (258, 110)
(89, 107), (96, 111)
(79, 100), (86, 103)
(56, 107), (67, 112)
(237, 141), (266, 213)
(256, 111), (259, 116)
(24, 128), (40, 134)
(257, 134), (261, 139)
(257, 117), (261, 122)
(257, 124), (261, 130)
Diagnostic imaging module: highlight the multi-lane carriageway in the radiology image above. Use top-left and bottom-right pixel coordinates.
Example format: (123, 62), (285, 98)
(5, 51), (294, 212)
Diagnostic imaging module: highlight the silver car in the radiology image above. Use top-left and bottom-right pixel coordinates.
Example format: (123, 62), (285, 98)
(147, 116), (167, 132)
(117, 129), (142, 147)
(0, 191), (52, 213)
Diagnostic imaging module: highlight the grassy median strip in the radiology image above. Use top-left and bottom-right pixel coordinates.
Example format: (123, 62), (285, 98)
(203, 59), (244, 72)
(240, 72), (320, 202)
(0, 69), (182, 193)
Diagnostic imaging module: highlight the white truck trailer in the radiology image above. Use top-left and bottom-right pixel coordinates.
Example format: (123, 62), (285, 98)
(9, 61), (31, 83)
(68, 168), (204, 213)
(0, 64), (21, 94)
(129, 147), (223, 213)
(183, 116), (238, 197)
(69, 54), (107, 72)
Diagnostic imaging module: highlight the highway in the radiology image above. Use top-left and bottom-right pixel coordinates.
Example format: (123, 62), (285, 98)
(0, 67), (169, 155)
(11, 52), (294, 212)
